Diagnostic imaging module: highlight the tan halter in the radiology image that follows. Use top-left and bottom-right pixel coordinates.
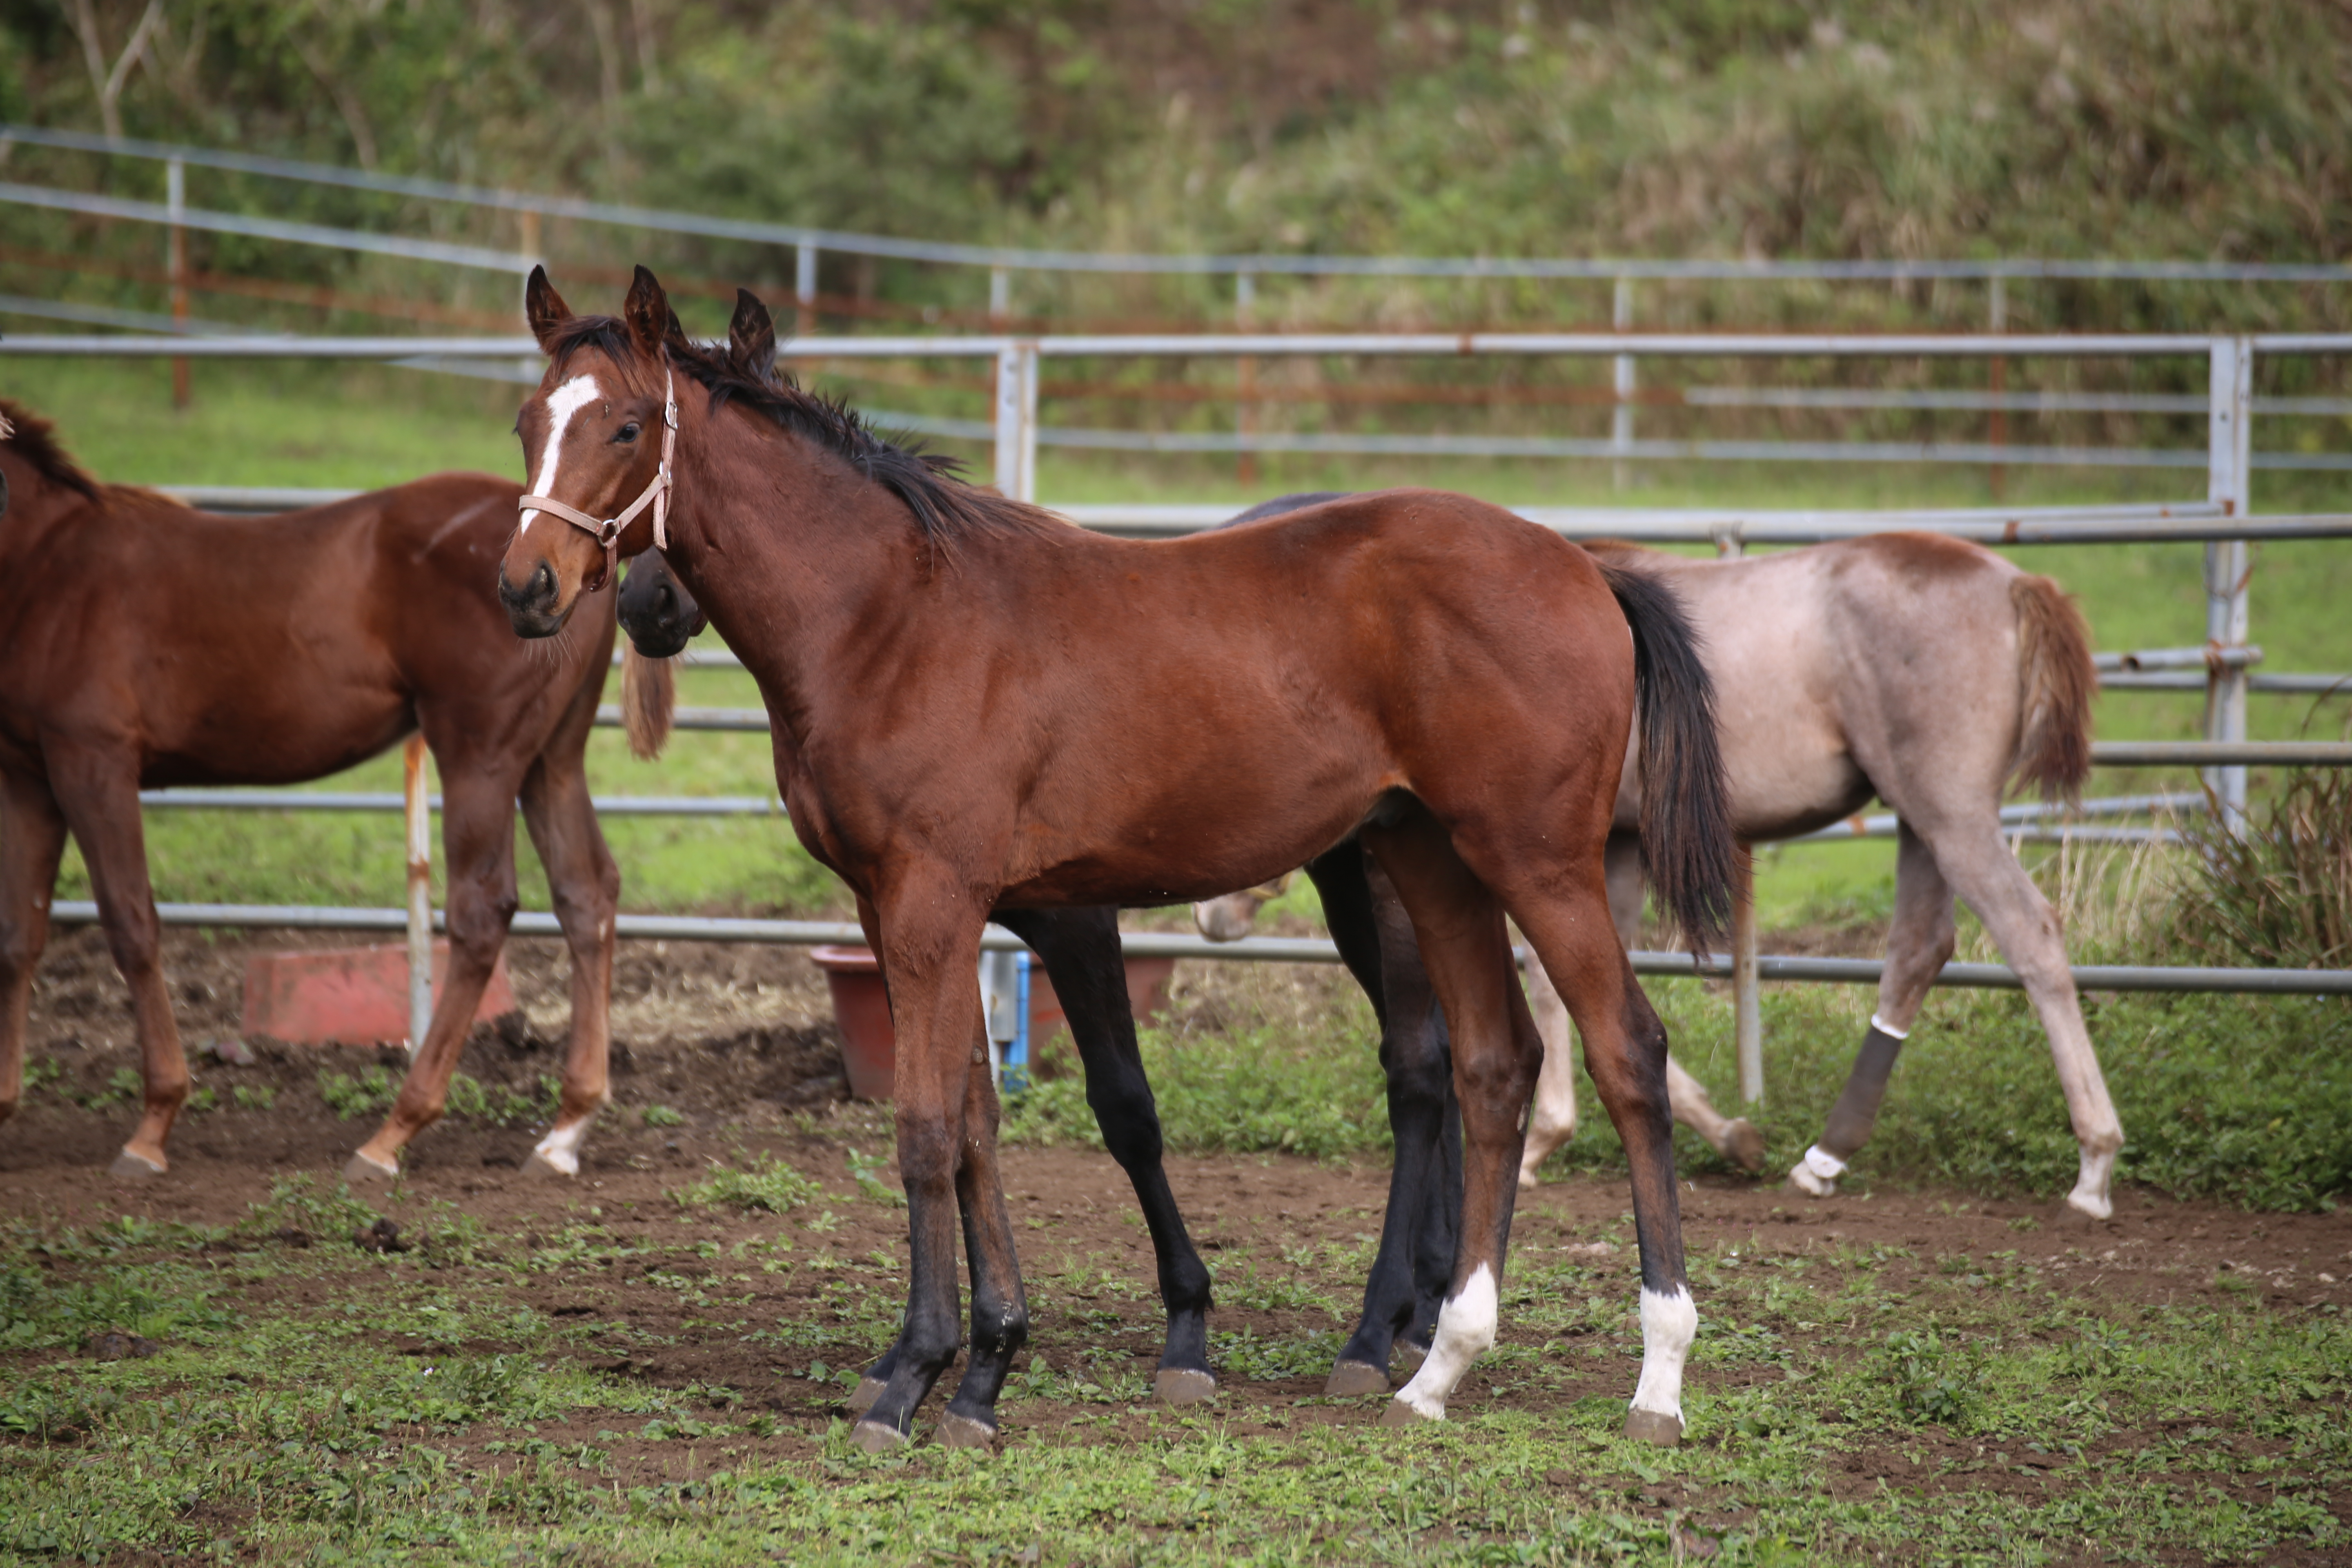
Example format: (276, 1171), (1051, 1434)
(517, 366), (677, 592)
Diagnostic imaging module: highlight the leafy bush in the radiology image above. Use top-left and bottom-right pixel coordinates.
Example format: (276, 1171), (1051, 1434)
(2175, 768), (2352, 969)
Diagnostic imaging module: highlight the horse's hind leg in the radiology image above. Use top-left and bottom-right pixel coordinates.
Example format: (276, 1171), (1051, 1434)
(1916, 820), (2121, 1219)
(1319, 846), (1461, 1395)
(1505, 866), (1695, 1445)
(0, 771), (69, 1131)
(1359, 806), (1541, 1426)
(514, 751), (620, 1178)
(996, 905), (1217, 1405)
(43, 748), (188, 1176)
(348, 766), (521, 1182)
(1789, 823), (1955, 1199)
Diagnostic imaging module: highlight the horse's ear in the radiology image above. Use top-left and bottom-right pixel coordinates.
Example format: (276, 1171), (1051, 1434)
(623, 265), (676, 359)
(728, 289), (777, 381)
(524, 265), (573, 353)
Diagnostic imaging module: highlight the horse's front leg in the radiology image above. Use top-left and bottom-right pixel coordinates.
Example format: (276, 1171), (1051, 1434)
(852, 887), (996, 1451)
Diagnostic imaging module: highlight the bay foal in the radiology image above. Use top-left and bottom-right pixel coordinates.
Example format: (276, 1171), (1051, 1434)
(0, 401), (620, 1181)
(495, 269), (1737, 1450)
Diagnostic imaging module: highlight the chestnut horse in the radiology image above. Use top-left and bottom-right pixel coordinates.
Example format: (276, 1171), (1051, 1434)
(0, 400), (621, 1182)
(494, 269), (1738, 1452)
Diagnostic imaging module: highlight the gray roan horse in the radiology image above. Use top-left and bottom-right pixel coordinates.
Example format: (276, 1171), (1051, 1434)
(1203, 499), (2122, 1220)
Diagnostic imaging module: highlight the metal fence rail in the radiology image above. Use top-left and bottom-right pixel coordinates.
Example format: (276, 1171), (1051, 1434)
(47, 900), (2352, 998)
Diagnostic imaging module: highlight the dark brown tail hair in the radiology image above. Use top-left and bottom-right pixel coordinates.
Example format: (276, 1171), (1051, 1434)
(2009, 574), (2098, 802)
(1592, 558), (1741, 952)
(621, 642), (677, 761)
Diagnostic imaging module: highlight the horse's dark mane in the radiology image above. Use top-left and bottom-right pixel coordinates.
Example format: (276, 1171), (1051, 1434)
(642, 323), (1062, 548)
(0, 397), (101, 501)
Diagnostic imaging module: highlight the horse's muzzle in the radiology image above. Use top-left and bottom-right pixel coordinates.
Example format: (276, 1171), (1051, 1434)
(497, 560), (566, 639)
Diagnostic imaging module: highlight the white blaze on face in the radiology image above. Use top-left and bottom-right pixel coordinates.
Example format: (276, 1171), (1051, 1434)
(517, 374), (604, 536)
(1390, 1262), (1499, 1420)
(1629, 1284), (1698, 1422)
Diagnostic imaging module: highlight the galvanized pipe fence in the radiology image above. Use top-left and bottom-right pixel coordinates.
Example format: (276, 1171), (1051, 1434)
(7, 323), (2350, 1091)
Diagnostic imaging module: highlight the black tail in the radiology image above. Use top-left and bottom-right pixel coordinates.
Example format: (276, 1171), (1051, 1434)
(1593, 558), (1741, 953)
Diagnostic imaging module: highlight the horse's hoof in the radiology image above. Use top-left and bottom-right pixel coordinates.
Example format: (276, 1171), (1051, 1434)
(846, 1376), (889, 1416)
(1393, 1340), (1429, 1372)
(935, 1412), (998, 1452)
(1154, 1368), (1217, 1406)
(1724, 1118), (1766, 1175)
(343, 1151), (400, 1186)
(521, 1149), (576, 1181)
(1623, 1408), (1684, 1447)
(1517, 1168), (1541, 1192)
(1325, 1360), (1390, 1397)
(850, 1418), (908, 1453)
(2066, 1186), (2114, 1222)
(1380, 1396), (1439, 1426)
(107, 1148), (166, 1180)
(1786, 1161), (1836, 1199)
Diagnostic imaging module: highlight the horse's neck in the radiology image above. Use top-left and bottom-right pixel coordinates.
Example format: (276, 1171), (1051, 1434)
(670, 427), (939, 746)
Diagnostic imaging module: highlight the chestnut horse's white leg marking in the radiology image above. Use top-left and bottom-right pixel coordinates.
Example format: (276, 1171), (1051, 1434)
(1388, 1262), (1497, 1419)
(517, 374), (602, 536)
(1630, 1284), (1698, 1425)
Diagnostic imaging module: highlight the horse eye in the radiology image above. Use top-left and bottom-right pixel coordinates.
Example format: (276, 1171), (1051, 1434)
(616, 422), (641, 443)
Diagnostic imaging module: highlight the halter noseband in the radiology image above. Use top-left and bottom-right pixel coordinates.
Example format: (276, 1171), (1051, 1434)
(517, 366), (678, 592)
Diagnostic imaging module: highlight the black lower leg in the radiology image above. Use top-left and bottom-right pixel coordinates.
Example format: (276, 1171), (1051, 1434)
(997, 907), (1213, 1383)
(1820, 1026), (1905, 1158)
(1399, 1079), (1463, 1356)
(858, 1169), (964, 1440)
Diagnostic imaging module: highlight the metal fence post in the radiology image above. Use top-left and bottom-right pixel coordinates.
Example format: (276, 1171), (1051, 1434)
(1236, 271), (1258, 489)
(1987, 276), (2007, 499)
(1611, 276), (1635, 492)
(994, 342), (1037, 502)
(2205, 336), (2254, 819)
(166, 157), (189, 410)
(517, 209), (543, 383)
(403, 734), (432, 1055)
(988, 267), (1009, 328)
(795, 244), (817, 340)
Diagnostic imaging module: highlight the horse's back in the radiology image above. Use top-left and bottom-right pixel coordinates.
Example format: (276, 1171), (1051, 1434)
(1602, 533), (2054, 837)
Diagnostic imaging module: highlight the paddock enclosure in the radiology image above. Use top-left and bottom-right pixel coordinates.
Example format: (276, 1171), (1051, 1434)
(5, 126), (2352, 1563)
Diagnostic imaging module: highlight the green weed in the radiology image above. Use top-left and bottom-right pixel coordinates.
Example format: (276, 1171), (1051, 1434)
(674, 1156), (823, 1214)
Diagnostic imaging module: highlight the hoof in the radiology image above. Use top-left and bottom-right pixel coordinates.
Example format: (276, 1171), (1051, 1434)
(1623, 1407), (1684, 1447)
(935, 1411), (998, 1452)
(343, 1151), (400, 1186)
(1325, 1360), (1391, 1398)
(1786, 1161), (1836, 1199)
(1379, 1396), (1439, 1426)
(2067, 1192), (2114, 1221)
(1393, 1339), (1429, 1372)
(1723, 1118), (1766, 1175)
(1154, 1368), (1217, 1406)
(520, 1149), (577, 1181)
(846, 1376), (888, 1416)
(1517, 1167), (1541, 1192)
(107, 1148), (166, 1180)
(849, 1418), (908, 1453)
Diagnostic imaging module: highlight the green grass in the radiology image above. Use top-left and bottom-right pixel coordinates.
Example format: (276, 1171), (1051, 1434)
(0, 1165), (2344, 1564)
